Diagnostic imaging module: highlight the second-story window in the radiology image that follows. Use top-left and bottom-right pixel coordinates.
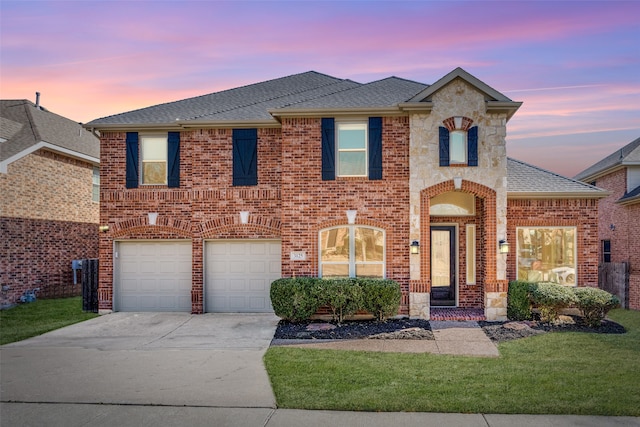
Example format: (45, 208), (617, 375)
(141, 135), (168, 185)
(337, 122), (367, 177)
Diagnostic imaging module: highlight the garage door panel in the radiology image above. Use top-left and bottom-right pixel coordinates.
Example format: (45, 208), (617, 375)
(116, 241), (192, 312)
(205, 240), (281, 313)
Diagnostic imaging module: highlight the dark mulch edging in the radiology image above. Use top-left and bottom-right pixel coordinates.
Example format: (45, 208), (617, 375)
(479, 315), (626, 343)
(274, 318), (432, 340)
(274, 315), (626, 344)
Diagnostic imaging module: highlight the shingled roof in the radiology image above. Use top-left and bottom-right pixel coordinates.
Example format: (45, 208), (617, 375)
(507, 158), (606, 198)
(1, 99), (99, 173)
(574, 137), (640, 182)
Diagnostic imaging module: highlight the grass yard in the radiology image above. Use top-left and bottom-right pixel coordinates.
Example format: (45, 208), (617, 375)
(0, 297), (98, 345)
(264, 309), (640, 416)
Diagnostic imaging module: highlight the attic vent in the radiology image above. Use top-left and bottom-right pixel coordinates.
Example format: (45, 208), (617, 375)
(35, 92), (41, 109)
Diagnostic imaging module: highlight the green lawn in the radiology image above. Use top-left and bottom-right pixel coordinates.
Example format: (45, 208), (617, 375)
(0, 297), (99, 345)
(264, 309), (640, 415)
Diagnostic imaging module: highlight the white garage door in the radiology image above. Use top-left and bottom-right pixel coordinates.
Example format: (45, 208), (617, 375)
(115, 241), (192, 312)
(205, 240), (281, 312)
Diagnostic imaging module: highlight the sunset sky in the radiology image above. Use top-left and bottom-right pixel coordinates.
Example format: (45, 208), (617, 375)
(2, 0), (639, 178)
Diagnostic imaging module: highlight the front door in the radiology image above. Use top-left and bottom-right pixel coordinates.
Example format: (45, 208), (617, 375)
(430, 226), (456, 306)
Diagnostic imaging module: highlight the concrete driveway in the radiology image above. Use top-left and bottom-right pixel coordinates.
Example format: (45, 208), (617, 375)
(0, 312), (280, 408)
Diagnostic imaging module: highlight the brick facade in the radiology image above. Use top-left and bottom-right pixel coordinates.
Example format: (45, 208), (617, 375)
(594, 169), (640, 310)
(0, 150), (99, 305)
(506, 198), (600, 288)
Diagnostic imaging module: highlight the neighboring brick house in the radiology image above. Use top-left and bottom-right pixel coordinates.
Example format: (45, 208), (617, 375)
(575, 137), (640, 310)
(1, 98), (100, 307)
(86, 68), (606, 320)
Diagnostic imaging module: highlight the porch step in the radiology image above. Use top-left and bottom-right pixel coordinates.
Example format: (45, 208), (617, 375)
(430, 308), (486, 321)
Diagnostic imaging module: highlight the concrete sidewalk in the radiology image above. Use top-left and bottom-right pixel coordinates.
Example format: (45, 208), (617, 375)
(271, 320), (500, 357)
(1, 403), (637, 427)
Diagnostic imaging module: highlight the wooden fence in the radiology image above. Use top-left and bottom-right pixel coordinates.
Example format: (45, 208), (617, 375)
(599, 262), (629, 309)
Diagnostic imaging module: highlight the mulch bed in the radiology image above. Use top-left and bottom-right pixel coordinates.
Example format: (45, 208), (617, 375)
(274, 315), (626, 343)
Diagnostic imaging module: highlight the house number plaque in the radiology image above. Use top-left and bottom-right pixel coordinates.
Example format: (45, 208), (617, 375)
(289, 251), (307, 261)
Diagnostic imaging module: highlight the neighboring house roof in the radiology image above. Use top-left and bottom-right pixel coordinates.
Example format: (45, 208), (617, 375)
(574, 137), (640, 182)
(85, 68), (521, 129)
(0, 99), (99, 173)
(574, 136), (640, 205)
(507, 157), (608, 198)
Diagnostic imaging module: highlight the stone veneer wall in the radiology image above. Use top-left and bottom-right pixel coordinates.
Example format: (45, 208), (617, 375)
(409, 78), (509, 318)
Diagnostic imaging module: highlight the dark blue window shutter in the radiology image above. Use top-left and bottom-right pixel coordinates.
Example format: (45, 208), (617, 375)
(321, 118), (335, 180)
(125, 132), (139, 188)
(467, 126), (478, 167)
(368, 117), (382, 180)
(439, 126), (450, 167)
(232, 128), (258, 186)
(167, 131), (180, 187)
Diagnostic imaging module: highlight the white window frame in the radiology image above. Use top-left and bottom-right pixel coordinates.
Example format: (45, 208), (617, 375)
(516, 226), (577, 286)
(140, 134), (168, 185)
(319, 225), (385, 278)
(336, 121), (368, 177)
(450, 130), (467, 165)
(92, 166), (100, 202)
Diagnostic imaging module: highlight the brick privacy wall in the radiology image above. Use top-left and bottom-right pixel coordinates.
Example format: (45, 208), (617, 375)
(506, 198), (600, 287)
(99, 129), (282, 313)
(280, 117), (411, 314)
(0, 217), (99, 305)
(0, 150), (99, 223)
(595, 169), (640, 310)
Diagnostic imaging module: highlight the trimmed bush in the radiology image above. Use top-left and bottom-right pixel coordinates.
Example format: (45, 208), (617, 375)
(270, 277), (402, 323)
(322, 279), (364, 323)
(573, 287), (620, 327)
(269, 277), (322, 323)
(360, 279), (402, 321)
(507, 281), (534, 321)
(529, 282), (577, 323)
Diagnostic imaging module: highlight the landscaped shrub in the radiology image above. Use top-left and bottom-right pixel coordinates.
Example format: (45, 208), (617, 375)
(270, 277), (402, 323)
(270, 277), (322, 322)
(507, 281), (534, 321)
(321, 279), (364, 323)
(529, 282), (577, 323)
(360, 279), (402, 321)
(573, 287), (620, 327)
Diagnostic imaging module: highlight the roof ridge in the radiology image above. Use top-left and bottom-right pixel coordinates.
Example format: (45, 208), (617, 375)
(186, 75), (358, 121)
(574, 136), (640, 180)
(91, 71), (347, 123)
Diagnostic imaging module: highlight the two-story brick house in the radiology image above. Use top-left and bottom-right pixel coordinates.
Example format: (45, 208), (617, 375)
(1, 97), (100, 307)
(86, 68), (605, 320)
(575, 137), (640, 310)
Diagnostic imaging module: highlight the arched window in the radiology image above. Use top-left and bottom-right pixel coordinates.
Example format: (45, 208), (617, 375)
(430, 191), (476, 216)
(319, 226), (385, 278)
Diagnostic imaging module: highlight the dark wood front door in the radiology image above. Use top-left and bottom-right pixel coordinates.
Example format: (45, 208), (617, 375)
(430, 226), (456, 306)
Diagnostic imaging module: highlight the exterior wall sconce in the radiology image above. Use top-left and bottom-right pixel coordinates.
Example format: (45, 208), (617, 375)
(453, 176), (462, 190)
(240, 211), (250, 224)
(148, 212), (158, 226)
(99, 225), (109, 233)
(346, 210), (357, 225)
(610, 224), (615, 231)
(410, 240), (420, 254)
(499, 239), (509, 254)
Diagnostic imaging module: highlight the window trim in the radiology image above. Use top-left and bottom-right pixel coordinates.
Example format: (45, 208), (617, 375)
(516, 226), (577, 286)
(336, 120), (368, 177)
(140, 133), (168, 185)
(319, 225), (386, 278)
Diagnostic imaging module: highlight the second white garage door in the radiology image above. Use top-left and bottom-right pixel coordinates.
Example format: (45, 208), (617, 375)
(205, 240), (281, 312)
